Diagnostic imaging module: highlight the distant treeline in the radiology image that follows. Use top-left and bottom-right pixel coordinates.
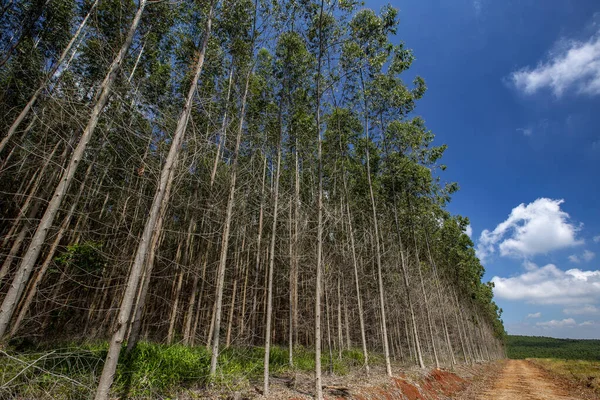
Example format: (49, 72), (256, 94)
(507, 335), (600, 360)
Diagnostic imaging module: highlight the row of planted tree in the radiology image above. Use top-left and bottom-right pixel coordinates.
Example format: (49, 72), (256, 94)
(0, 0), (505, 398)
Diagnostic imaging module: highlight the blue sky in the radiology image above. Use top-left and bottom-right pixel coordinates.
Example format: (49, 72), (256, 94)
(372, 0), (600, 338)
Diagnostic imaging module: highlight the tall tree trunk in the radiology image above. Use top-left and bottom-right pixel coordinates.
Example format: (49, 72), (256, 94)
(336, 277), (343, 360)
(412, 230), (439, 369)
(166, 243), (184, 344)
(342, 184), (369, 374)
(314, 1), (325, 397)
(209, 65), (252, 376)
(93, 4), (214, 397)
(248, 155), (267, 343)
(425, 232), (456, 366)
(263, 122), (282, 396)
(226, 231), (244, 348)
(360, 70), (392, 376)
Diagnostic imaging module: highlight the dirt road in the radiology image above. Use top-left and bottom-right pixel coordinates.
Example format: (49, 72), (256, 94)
(475, 359), (581, 400)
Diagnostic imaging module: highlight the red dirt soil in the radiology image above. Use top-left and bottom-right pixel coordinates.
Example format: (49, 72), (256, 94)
(321, 368), (468, 400)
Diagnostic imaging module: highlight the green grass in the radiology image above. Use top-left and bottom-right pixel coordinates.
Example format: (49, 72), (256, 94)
(507, 335), (600, 361)
(0, 341), (374, 399)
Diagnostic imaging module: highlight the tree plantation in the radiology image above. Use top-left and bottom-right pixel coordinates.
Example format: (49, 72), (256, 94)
(0, 0), (505, 398)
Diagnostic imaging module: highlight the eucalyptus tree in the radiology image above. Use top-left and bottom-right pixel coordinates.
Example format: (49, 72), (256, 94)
(93, 1), (219, 398)
(324, 107), (370, 373)
(307, 0), (327, 396)
(209, 0), (257, 377)
(273, 26), (314, 365)
(341, 6), (405, 376)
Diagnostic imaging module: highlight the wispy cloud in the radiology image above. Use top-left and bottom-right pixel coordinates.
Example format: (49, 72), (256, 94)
(563, 305), (600, 315)
(584, 250), (596, 262)
(510, 31), (600, 97)
(516, 128), (533, 136)
(536, 318), (576, 328)
(527, 312), (542, 319)
(473, 0), (482, 16)
(569, 250), (595, 263)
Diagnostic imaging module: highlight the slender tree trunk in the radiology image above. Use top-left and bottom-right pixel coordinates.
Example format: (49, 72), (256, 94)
(412, 231), (439, 369)
(209, 65), (252, 376)
(314, 1), (325, 397)
(263, 122), (282, 396)
(359, 69), (392, 376)
(183, 266), (200, 345)
(336, 277), (343, 360)
(424, 233), (456, 366)
(191, 242), (211, 346)
(344, 296), (351, 350)
(324, 281), (334, 375)
(343, 189), (369, 374)
(126, 222), (165, 353)
(167, 245), (184, 344)
(226, 232), (244, 348)
(93, 4), (214, 397)
(288, 196), (294, 366)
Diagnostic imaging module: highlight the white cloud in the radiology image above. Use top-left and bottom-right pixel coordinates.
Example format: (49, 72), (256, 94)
(563, 305), (600, 315)
(510, 31), (600, 97)
(593, 235), (600, 243)
(492, 262), (600, 305)
(476, 198), (583, 261)
(523, 260), (538, 271)
(579, 320), (598, 326)
(584, 250), (596, 262)
(527, 312), (542, 319)
(517, 128), (533, 136)
(465, 224), (473, 238)
(569, 250), (595, 263)
(536, 318), (576, 328)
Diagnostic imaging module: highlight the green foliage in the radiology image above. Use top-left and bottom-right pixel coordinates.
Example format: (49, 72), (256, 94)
(54, 241), (105, 273)
(507, 335), (600, 361)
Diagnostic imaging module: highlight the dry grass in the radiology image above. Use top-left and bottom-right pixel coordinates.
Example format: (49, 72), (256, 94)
(529, 358), (600, 394)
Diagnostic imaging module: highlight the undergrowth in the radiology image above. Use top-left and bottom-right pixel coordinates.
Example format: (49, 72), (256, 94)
(0, 340), (376, 399)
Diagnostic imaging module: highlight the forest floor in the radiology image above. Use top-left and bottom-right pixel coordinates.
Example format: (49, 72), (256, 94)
(257, 359), (600, 400)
